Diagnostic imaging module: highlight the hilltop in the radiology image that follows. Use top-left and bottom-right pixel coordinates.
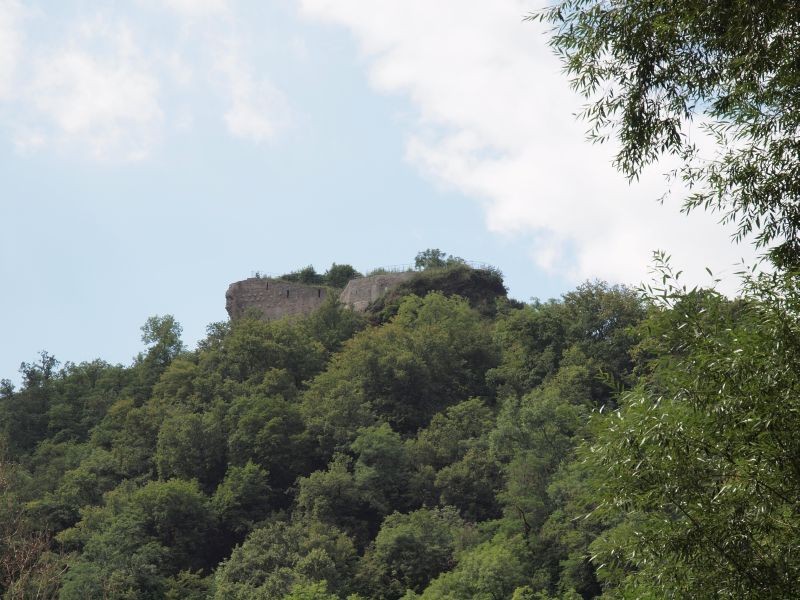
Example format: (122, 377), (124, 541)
(225, 253), (510, 323)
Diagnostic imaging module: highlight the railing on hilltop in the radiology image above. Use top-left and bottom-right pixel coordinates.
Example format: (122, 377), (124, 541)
(249, 270), (284, 279)
(363, 260), (497, 276)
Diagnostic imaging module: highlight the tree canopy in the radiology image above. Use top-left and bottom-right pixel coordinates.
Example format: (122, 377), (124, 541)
(0, 274), (655, 598)
(538, 2), (800, 597)
(538, 0), (800, 266)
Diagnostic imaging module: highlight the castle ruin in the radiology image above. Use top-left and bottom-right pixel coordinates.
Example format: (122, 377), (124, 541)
(225, 271), (415, 321)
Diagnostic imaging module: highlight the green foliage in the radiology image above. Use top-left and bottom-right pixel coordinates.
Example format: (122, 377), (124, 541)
(227, 393), (312, 495)
(404, 398), (497, 513)
(295, 454), (378, 546)
(0, 352), (59, 457)
(299, 368), (375, 460)
(535, 4), (800, 595)
(434, 445), (502, 523)
(324, 263), (362, 289)
(489, 300), (566, 395)
(150, 358), (202, 408)
(0, 356), (130, 464)
(302, 293), (497, 453)
(211, 461), (272, 539)
(282, 265), (325, 285)
(538, 458), (605, 599)
(139, 315), (181, 353)
(538, 1), (800, 267)
(302, 295), (367, 355)
(164, 570), (213, 600)
(351, 424), (411, 514)
(59, 479), (214, 599)
(6, 6), (799, 600)
(89, 397), (165, 477)
(211, 316), (328, 388)
(0, 452), (72, 598)
(281, 263), (362, 288)
(414, 249), (447, 270)
(23, 439), (89, 498)
(45, 360), (130, 443)
(212, 519), (357, 600)
(417, 536), (529, 599)
(584, 271), (800, 598)
(155, 408), (227, 491)
(491, 360), (593, 532)
(134, 315), (185, 401)
(1, 262), (725, 599)
(489, 282), (643, 400)
(369, 264), (507, 321)
(374, 293), (498, 429)
(29, 446), (122, 531)
(284, 580), (341, 600)
(358, 507), (468, 599)
(414, 249), (465, 270)
(410, 397), (494, 470)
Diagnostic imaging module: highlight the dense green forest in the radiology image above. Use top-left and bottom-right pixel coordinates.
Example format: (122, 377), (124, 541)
(3, 252), (799, 598)
(1, 257), (643, 599)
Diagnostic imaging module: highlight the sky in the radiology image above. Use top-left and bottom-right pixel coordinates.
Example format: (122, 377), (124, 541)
(0, 0), (755, 384)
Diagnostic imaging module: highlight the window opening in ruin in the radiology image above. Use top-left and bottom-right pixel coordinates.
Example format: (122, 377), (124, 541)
(286, 289), (290, 298)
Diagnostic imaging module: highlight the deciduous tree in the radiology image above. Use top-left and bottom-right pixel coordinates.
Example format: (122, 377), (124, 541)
(538, 0), (800, 266)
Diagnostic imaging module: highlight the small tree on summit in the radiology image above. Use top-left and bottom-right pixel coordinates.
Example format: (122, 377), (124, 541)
(414, 249), (465, 271)
(282, 265), (324, 285)
(324, 263), (362, 288)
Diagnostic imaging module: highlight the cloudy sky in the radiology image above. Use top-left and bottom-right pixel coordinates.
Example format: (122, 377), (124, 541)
(1, 0), (753, 382)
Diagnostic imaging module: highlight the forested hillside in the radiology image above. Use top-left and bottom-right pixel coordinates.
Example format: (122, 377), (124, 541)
(4, 252), (798, 599)
(0, 261), (639, 599)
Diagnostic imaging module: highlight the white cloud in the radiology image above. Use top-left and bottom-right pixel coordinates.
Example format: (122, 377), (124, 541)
(164, 50), (194, 86)
(144, 0), (290, 143)
(0, 3), (291, 160)
(152, 0), (291, 143)
(224, 77), (287, 142)
(12, 128), (45, 154)
(300, 0), (756, 290)
(162, 0), (229, 18)
(0, 0), (24, 100)
(134, 0), (229, 19)
(290, 35), (310, 61)
(215, 42), (291, 143)
(20, 18), (162, 161)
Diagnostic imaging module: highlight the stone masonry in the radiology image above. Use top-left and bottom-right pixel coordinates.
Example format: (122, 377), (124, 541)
(225, 278), (333, 320)
(225, 271), (416, 321)
(338, 272), (415, 312)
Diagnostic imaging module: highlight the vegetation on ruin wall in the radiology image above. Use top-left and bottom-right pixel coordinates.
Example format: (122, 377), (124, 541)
(276, 264), (363, 289)
(366, 263), (513, 323)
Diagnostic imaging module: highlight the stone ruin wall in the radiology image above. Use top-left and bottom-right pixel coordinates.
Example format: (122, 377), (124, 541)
(225, 271), (416, 321)
(225, 278), (333, 321)
(338, 272), (415, 312)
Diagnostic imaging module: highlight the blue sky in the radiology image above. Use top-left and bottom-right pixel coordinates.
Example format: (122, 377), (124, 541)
(0, 0), (751, 383)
